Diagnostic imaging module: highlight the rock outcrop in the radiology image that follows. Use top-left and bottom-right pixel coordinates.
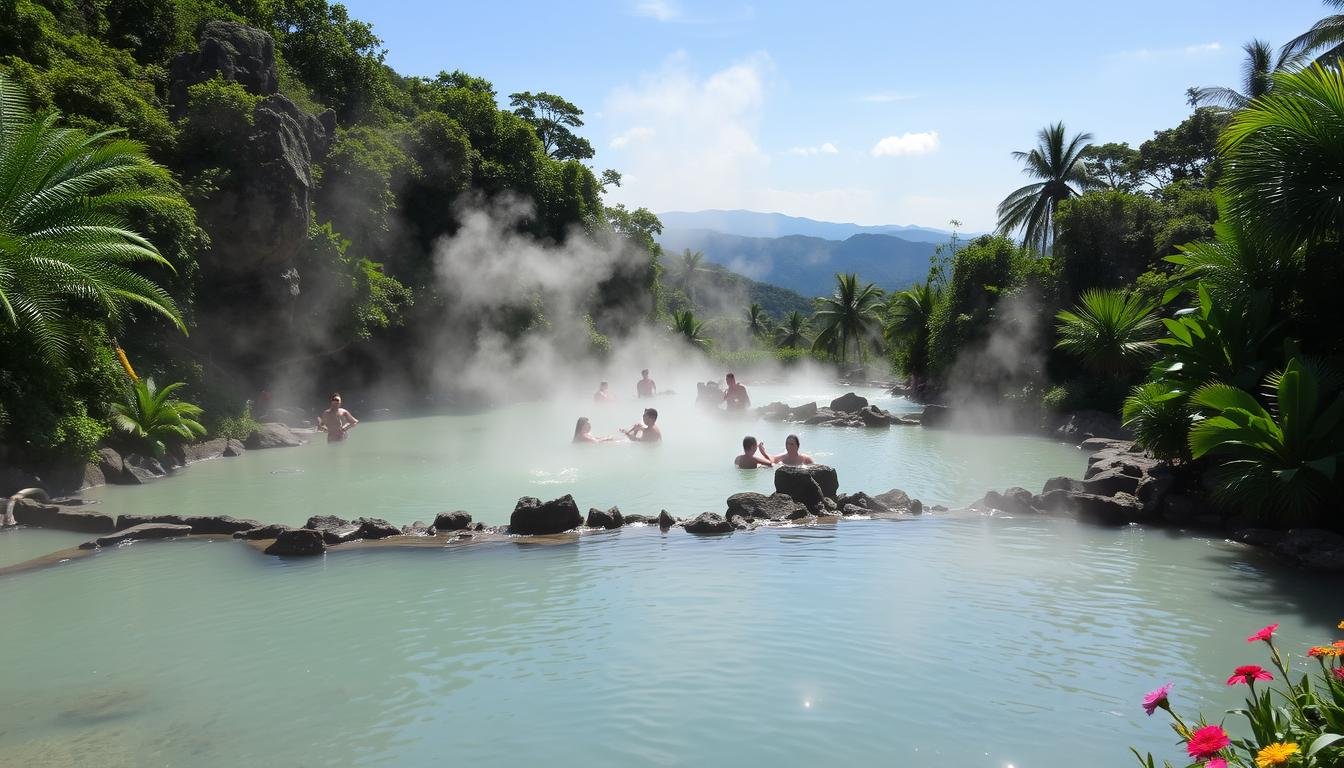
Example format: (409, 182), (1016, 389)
(509, 495), (583, 535)
(774, 465), (840, 512)
(264, 527), (327, 556)
(433, 511), (472, 531)
(725, 492), (807, 521)
(80, 523), (192, 549)
(684, 512), (734, 534)
(11, 499), (116, 533)
(829, 392), (869, 413)
(114, 514), (260, 535)
(244, 423), (303, 449)
(585, 506), (624, 530)
(169, 21), (279, 112)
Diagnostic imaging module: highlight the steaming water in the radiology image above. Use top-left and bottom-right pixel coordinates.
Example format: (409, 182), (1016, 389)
(5, 384), (1335, 767)
(79, 385), (1084, 525)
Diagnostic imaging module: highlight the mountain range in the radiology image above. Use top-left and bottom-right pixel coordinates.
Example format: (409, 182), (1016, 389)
(657, 227), (936, 298)
(657, 209), (959, 244)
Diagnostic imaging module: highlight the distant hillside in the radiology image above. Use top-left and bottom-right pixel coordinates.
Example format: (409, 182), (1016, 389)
(658, 229), (934, 297)
(698, 263), (814, 318)
(657, 209), (960, 244)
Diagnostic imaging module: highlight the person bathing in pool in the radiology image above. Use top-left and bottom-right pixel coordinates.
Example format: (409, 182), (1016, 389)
(774, 433), (814, 466)
(572, 417), (613, 444)
(734, 435), (775, 468)
(621, 408), (661, 442)
(317, 393), (358, 444)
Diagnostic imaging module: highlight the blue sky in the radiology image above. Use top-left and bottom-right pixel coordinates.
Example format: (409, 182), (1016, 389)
(341, 0), (1323, 231)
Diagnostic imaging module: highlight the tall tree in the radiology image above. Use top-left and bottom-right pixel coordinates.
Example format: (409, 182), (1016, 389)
(0, 74), (185, 364)
(1081, 142), (1140, 192)
(775, 310), (810, 349)
(509, 91), (594, 161)
(812, 273), (885, 366)
(746, 302), (772, 339)
(1187, 39), (1304, 110)
(1283, 0), (1344, 64)
(671, 309), (710, 350)
(671, 249), (706, 304)
(884, 282), (939, 382)
(996, 122), (1097, 254)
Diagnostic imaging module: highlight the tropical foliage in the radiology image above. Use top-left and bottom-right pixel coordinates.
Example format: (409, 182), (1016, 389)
(996, 122), (1098, 254)
(775, 310), (811, 349)
(109, 377), (206, 457)
(1055, 289), (1161, 375)
(1284, 0), (1344, 63)
(670, 309), (709, 350)
(812, 273), (885, 366)
(1186, 39), (1303, 109)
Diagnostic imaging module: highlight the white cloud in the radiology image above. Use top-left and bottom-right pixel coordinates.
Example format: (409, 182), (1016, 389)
(870, 131), (940, 157)
(603, 52), (772, 213)
(610, 126), (655, 149)
(634, 0), (680, 21)
(860, 91), (916, 103)
(1115, 41), (1222, 60)
(785, 142), (839, 156)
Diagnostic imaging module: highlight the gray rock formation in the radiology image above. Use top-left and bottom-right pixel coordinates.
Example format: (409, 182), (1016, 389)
(684, 512), (734, 534)
(244, 423), (303, 449)
(509, 495), (583, 535)
(233, 523), (294, 540)
(265, 527), (327, 556)
(829, 392), (869, 413)
(169, 20), (279, 112)
(725, 492), (807, 521)
(11, 499), (116, 533)
(774, 465), (839, 511)
(80, 523), (192, 549)
(586, 506), (624, 529)
(433, 511), (472, 531)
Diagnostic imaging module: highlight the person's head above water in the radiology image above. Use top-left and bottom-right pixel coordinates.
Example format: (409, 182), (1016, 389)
(725, 373), (736, 386)
(786, 434), (800, 451)
(643, 407), (658, 424)
(742, 435), (758, 452)
(574, 417), (591, 437)
(641, 369), (650, 379)
(599, 381), (608, 390)
(329, 393), (342, 407)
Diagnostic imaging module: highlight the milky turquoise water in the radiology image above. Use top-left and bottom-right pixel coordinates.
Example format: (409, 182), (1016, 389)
(3, 384), (1336, 767)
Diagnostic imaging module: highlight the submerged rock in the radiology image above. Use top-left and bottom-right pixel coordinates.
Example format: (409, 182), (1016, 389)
(586, 506), (624, 530)
(433, 511), (472, 531)
(684, 512), (734, 534)
(918, 404), (951, 428)
(116, 514), (259, 535)
(233, 523), (293, 540)
(264, 528), (326, 556)
(80, 523), (192, 549)
(725, 492), (807, 522)
(622, 514), (651, 525)
(12, 499), (116, 533)
(509, 494), (583, 535)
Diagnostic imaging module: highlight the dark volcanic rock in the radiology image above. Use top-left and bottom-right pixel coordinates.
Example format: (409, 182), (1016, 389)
(96, 447), (128, 483)
(1042, 476), (1083, 494)
(509, 494), (583, 535)
(81, 523), (192, 549)
(265, 527), (327, 556)
(788, 402), (818, 421)
(1078, 437), (1132, 454)
(245, 422), (303, 449)
(1070, 491), (1146, 525)
(12, 499), (116, 533)
(623, 514), (651, 525)
(774, 465), (839, 510)
(684, 512), (734, 534)
(355, 517), (400, 540)
(304, 514), (360, 544)
(856, 405), (892, 427)
(171, 438), (247, 466)
(1031, 489), (1074, 513)
(834, 491), (893, 516)
(401, 521), (435, 536)
(919, 404), (951, 428)
(433, 511), (472, 531)
(169, 20), (279, 113)
(116, 514), (258, 534)
(233, 523), (293, 540)
(803, 409), (839, 425)
(725, 492), (807, 521)
(1081, 468), (1142, 497)
(1274, 529), (1344, 569)
(982, 488), (1033, 515)
(586, 506), (624, 530)
(657, 510), (676, 529)
(829, 392), (869, 413)
(874, 488), (912, 510)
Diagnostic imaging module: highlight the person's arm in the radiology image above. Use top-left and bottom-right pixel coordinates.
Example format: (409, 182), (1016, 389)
(341, 409), (359, 431)
(316, 412), (327, 432)
(757, 443), (776, 464)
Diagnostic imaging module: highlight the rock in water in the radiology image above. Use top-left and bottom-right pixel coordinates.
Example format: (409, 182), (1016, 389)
(233, 523), (293, 540)
(11, 499), (116, 533)
(354, 517), (400, 539)
(919, 404), (951, 428)
(433, 511), (472, 531)
(265, 528), (326, 556)
(509, 495), (583, 535)
(304, 514), (360, 544)
(80, 524), (192, 549)
(244, 423), (303, 449)
(684, 512), (734, 534)
(657, 510), (676, 529)
(774, 465), (840, 511)
(586, 506), (624, 530)
(829, 392), (869, 413)
(725, 492), (807, 521)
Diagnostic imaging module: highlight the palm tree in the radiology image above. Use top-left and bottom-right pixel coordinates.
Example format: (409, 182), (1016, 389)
(0, 74), (185, 364)
(670, 309), (710, 350)
(745, 302), (772, 339)
(883, 282), (940, 381)
(775, 310), (810, 349)
(1220, 62), (1344, 250)
(811, 273), (885, 365)
(672, 249), (706, 305)
(996, 122), (1097, 255)
(110, 378), (207, 457)
(1055, 289), (1161, 375)
(1283, 0), (1344, 64)
(1187, 40), (1305, 110)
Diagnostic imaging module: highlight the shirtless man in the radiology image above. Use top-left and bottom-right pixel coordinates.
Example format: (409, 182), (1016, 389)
(774, 434), (815, 466)
(317, 393), (358, 443)
(636, 369), (657, 398)
(734, 436), (774, 468)
(723, 373), (750, 411)
(621, 408), (662, 443)
(594, 381), (613, 403)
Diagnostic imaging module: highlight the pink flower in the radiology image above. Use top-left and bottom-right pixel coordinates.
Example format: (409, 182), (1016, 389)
(1187, 725), (1230, 760)
(1247, 623), (1278, 643)
(1333, 668), (1344, 682)
(1207, 759), (1228, 768)
(1142, 683), (1172, 716)
(1227, 664), (1274, 685)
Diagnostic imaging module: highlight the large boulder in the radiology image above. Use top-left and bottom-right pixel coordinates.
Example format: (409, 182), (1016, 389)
(834, 491), (893, 516)
(80, 523), (192, 549)
(1042, 476), (1083, 494)
(354, 517), (400, 540)
(265, 528), (326, 556)
(245, 423), (303, 449)
(830, 392), (869, 413)
(775, 465), (839, 505)
(401, 521), (435, 536)
(856, 405), (892, 428)
(684, 512), (734, 534)
(509, 495), (583, 535)
(874, 488), (912, 511)
(1081, 468), (1142, 497)
(233, 523), (293, 540)
(919, 404), (951, 428)
(657, 510), (677, 529)
(586, 506), (624, 530)
(11, 499), (115, 533)
(1070, 491), (1146, 525)
(169, 20), (279, 113)
(433, 511), (472, 531)
(982, 488), (1034, 516)
(803, 408), (839, 425)
(787, 402), (818, 421)
(1085, 450), (1161, 480)
(169, 438), (246, 466)
(1274, 529), (1344, 570)
(725, 492), (807, 521)
(115, 514), (259, 535)
(304, 514), (361, 544)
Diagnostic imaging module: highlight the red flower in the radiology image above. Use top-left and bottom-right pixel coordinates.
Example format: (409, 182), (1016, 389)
(1226, 665), (1274, 685)
(1187, 725), (1230, 760)
(1333, 668), (1344, 682)
(1142, 683), (1172, 716)
(1207, 759), (1228, 768)
(1247, 623), (1278, 643)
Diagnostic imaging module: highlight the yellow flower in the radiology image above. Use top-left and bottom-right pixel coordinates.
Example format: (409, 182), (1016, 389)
(1310, 646), (1344, 658)
(1338, 620), (1344, 630)
(1255, 742), (1299, 767)
(115, 346), (139, 382)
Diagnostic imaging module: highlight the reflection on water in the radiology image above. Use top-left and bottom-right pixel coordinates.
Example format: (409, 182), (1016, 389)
(80, 385), (1087, 526)
(0, 515), (1336, 767)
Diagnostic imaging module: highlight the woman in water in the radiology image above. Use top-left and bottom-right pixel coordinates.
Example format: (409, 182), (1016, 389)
(573, 417), (613, 443)
(774, 434), (814, 465)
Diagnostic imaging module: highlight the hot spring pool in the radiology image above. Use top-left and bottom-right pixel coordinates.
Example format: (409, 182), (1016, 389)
(4, 382), (1335, 767)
